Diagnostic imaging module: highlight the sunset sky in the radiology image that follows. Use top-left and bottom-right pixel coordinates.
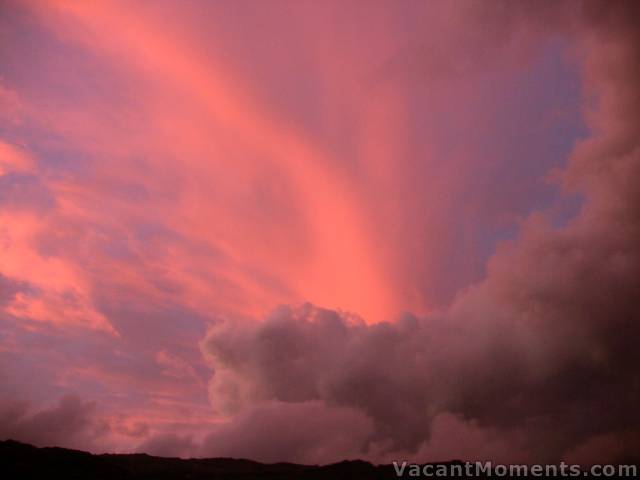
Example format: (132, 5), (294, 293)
(1, 0), (639, 465)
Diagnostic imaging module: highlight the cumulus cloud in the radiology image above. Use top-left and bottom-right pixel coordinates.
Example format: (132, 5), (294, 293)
(199, 400), (375, 464)
(0, 395), (108, 450)
(197, 0), (640, 464)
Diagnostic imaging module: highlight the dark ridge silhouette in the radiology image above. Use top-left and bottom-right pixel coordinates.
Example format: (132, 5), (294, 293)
(0, 439), (467, 479)
(2, 440), (637, 479)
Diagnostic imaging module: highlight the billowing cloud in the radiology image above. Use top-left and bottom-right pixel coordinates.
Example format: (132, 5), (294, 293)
(199, 400), (375, 464)
(0, 395), (107, 450)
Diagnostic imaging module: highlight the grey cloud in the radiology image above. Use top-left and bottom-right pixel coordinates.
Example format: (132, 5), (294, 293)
(0, 395), (109, 450)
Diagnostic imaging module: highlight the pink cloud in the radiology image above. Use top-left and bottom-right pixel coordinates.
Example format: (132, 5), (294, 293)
(0, 0), (638, 465)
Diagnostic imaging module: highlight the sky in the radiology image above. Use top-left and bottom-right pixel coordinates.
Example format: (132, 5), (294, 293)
(1, 0), (639, 466)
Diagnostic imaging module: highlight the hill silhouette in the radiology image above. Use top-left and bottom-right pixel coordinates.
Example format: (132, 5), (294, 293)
(1, 439), (459, 479)
(2, 439), (637, 479)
